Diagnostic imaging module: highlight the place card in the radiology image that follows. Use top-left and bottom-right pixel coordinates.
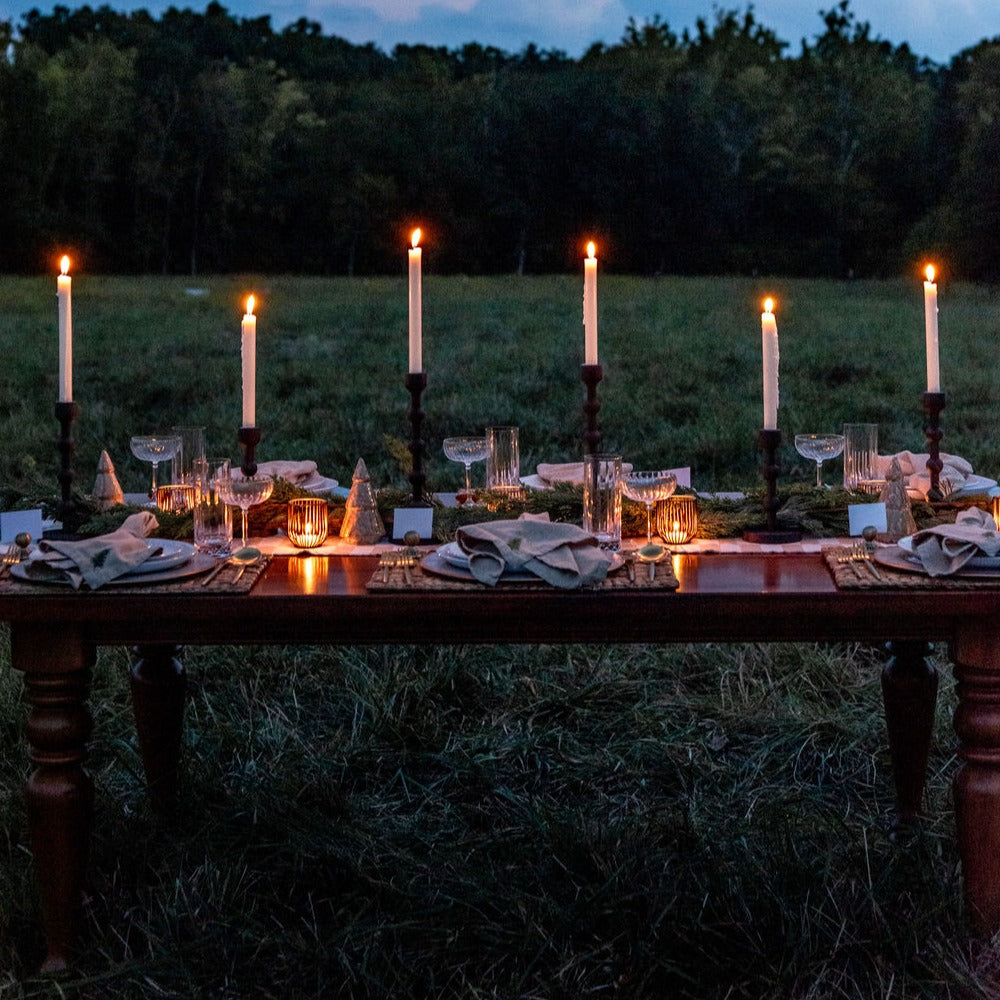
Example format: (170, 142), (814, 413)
(848, 502), (887, 537)
(392, 506), (434, 542)
(0, 509), (45, 543)
(669, 466), (691, 488)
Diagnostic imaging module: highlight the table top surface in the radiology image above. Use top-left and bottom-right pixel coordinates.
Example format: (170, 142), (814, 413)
(3, 551), (999, 649)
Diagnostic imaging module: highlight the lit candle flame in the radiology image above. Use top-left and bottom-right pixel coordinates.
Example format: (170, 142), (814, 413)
(411, 228), (421, 249)
(763, 297), (775, 314)
(587, 241), (596, 260)
(245, 295), (255, 317)
(925, 264), (936, 283)
(60, 255), (70, 276)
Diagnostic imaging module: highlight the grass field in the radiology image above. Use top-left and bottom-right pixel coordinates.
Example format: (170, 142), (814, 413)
(2, 275), (1000, 997)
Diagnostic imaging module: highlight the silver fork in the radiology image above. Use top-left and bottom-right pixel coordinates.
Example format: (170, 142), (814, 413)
(851, 541), (884, 581)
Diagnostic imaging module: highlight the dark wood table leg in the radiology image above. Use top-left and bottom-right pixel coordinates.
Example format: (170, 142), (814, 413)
(952, 624), (1000, 937)
(882, 640), (938, 823)
(129, 644), (186, 813)
(10, 624), (94, 974)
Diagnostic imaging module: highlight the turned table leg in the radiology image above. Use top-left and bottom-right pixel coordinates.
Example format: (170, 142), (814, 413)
(952, 624), (1000, 937)
(882, 640), (938, 822)
(129, 644), (186, 813)
(11, 625), (94, 974)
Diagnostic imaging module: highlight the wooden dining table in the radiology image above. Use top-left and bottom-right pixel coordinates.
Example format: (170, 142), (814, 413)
(6, 549), (1000, 973)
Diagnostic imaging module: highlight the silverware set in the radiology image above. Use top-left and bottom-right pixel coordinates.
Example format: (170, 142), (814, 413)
(378, 550), (418, 584)
(0, 533), (31, 578)
(836, 541), (883, 581)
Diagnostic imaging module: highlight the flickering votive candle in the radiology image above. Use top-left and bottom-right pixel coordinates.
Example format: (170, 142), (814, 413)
(287, 497), (329, 548)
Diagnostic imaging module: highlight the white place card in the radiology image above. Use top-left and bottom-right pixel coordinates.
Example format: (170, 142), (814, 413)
(0, 508), (45, 543)
(392, 506), (434, 542)
(669, 466), (692, 488)
(848, 502), (887, 537)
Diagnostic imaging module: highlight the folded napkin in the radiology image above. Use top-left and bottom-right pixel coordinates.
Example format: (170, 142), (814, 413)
(875, 450), (974, 499)
(456, 518), (612, 588)
(233, 460), (337, 492)
(909, 507), (1000, 576)
(536, 462), (633, 486)
(24, 511), (159, 589)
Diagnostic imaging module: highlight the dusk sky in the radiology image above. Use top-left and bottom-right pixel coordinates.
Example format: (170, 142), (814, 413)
(3, 0), (998, 63)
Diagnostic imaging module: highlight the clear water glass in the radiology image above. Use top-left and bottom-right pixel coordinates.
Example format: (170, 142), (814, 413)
(794, 433), (845, 489)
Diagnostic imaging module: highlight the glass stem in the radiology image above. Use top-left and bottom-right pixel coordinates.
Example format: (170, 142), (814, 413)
(646, 504), (653, 546)
(241, 508), (249, 544)
(816, 460), (823, 489)
(150, 461), (159, 498)
(465, 463), (472, 494)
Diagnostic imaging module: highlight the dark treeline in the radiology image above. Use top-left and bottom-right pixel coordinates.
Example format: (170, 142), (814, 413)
(1, 1), (999, 278)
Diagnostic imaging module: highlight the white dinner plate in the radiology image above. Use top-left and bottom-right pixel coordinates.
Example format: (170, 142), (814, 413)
(132, 539), (196, 574)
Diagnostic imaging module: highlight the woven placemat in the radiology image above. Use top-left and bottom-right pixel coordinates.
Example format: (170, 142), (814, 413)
(0, 556), (270, 595)
(823, 547), (1000, 590)
(367, 559), (679, 592)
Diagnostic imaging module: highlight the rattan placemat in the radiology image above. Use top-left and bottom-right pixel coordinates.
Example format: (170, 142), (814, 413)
(0, 556), (270, 595)
(823, 547), (1000, 590)
(367, 559), (679, 592)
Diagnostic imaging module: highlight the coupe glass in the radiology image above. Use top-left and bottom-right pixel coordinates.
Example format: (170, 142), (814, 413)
(217, 473), (274, 544)
(795, 433), (845, 489)
(130, 434), (182, 498)
(621, 470), (678, 547)
(443, 436), (489, 506)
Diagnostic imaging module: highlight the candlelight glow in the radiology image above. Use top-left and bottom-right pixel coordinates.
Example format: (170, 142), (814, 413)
(245, 295), (255, 317)
(411, 228), (421, 249)
(925, 264), (936, 283)
(587, 241), (596, 259)
(60, 255), (70, 275)
(763, 297), (774, 314)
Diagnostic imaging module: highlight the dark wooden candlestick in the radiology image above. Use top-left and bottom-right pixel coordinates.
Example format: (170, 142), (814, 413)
(923, 391), (946, 501)
(237, 426), (261, 478)
(52, 400), (83, 537)
(581, 364), (603, 455)
(405, 372), (431, 506)
(743, 428), (802, 543)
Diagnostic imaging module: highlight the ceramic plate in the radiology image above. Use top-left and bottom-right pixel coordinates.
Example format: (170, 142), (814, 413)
(133, 539), (196, 574)
(11, 550), (218, 587)
(424, 546), (624, 583)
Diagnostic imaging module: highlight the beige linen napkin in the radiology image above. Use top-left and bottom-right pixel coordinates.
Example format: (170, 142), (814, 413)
(456, 518), (612, 588)
(536, 461), (633, 486)
(875, 450), (974, 499)
(25, 511), (159, 589)
(910, 507), (1000, 576)
(233, 460), (336, 491)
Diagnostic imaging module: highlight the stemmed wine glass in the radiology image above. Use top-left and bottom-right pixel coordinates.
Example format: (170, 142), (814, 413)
(794, 433), (845, 489)
(130, 434), (182, 498)
(443, 436), (489, 506)
(217, 472), (274, 545)
(622, 470), (678, 551)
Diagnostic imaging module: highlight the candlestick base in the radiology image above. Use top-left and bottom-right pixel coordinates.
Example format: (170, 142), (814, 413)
(922, 391), (946, 501)
(238, 426), (261, 478)
(581, 364), (603, 456)
(743, 428), (801, 544)
(47, 400), (85, 538)
(405, 372), (432, 507)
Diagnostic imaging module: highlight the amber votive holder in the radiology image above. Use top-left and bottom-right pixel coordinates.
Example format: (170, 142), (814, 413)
(156, 483), (197, 513)
(287, 497), (329, 548)
(991, 495), (1000, 531)
(657, 494), (698, 544)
